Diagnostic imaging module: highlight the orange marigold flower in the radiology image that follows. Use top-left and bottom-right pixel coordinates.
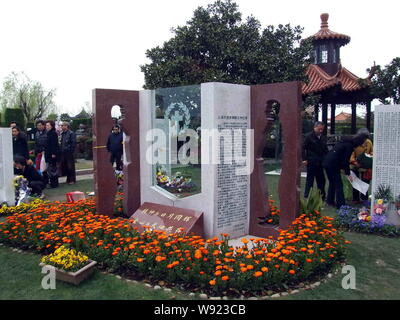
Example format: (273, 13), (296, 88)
(253, 271), (263, 277)
(221, 276), (229, 281)
(209, 279), (216, 286)
(288, 270), (296, 275)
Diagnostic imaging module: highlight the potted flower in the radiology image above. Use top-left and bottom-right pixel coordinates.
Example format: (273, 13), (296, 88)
(39, 246), (97, 285)
(374, 184), (393, 212)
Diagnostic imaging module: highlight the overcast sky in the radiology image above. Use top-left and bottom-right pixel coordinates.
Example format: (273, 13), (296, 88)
(0, 0), (398, 116)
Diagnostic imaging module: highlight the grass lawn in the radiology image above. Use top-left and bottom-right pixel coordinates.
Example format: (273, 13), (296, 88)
(1, 168), (399, 300)
(0, 245), (188, 300)
(75, 159), (93, 171)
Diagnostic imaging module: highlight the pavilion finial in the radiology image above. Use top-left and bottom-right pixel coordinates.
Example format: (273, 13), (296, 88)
(320, 13), (329, 29)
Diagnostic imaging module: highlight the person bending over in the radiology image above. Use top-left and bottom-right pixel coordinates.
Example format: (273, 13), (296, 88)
(14, 155), (45, 197)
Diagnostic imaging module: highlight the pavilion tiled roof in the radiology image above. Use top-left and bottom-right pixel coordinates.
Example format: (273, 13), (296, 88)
(302, 64), (369, 95)
(310, 13), (350, 45)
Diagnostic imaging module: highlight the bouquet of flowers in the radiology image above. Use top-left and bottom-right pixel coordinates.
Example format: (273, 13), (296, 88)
(115, 170), (124, 186)
(373, 199), (387, 215)
(14, 175), (30, 206)
(165, 172), (197, 193)
(155, 165), (197, 194)
(357, 207), (371, 222)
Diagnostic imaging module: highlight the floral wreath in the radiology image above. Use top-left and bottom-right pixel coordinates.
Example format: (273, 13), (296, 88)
(164, 102), (191, 133)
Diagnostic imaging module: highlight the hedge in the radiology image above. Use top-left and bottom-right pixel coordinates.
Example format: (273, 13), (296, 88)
(4, 108), (26, 129)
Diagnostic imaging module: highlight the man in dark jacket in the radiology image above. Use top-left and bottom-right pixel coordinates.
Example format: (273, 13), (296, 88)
(34, 120), (48, 180)
(14, 155), (45, 197)
(107, 125), (123, 171)
(44, 120), (60, 188)
(323, 134), (368, 209)
(12, 127), (30, 160)
(302, 121), (328, 200)
(60, 122), (77, 184)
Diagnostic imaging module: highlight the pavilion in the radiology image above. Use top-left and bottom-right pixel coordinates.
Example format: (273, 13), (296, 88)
(302, 13), (376, 134)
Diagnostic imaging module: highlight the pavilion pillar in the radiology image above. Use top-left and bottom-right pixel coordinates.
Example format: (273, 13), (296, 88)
(322, 103), (328, 135)
(330, 103), (336, 135)
(314, 104), (319, 122)
(366, 100), (372, 132)
(351, 102), (357, 134)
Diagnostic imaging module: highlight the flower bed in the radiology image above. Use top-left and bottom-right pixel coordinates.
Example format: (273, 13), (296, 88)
(335, 206), (400, 237)
(0, 199), (46, 217)
(0, 199), (348, 296)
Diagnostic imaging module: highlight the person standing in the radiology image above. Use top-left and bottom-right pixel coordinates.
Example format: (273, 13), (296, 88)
(323, 133), (369, 209)
(107, 125), (123, 171)
(34, 120), (48, 179)
(302, 121), (328, 200)
(12, 127), (29, 160)
(60, 122), (77, 185)
(44, 120), (60, 188)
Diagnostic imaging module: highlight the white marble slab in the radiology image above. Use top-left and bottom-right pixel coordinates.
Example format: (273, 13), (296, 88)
(0, 128), (14, 206)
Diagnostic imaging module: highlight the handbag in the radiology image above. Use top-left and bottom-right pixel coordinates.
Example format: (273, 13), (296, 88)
(40, 152), (47, 172)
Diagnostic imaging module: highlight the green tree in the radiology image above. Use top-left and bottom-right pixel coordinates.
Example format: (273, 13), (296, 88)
(369, 57), (400, 104)
(140, 0), (312, 89)
(46, 113), (58, 121)
(0, 72), (57, 123)
(60, 113), (72, 121)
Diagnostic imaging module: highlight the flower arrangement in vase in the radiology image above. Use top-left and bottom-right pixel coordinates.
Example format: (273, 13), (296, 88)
(373, 184), (393, 213)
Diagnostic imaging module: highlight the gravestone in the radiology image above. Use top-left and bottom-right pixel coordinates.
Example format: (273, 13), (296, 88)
(129, 202), (204, 236)
(0, 128), (15, 206)
(372, 105), (400, 226)
(139, 83), (252, 239)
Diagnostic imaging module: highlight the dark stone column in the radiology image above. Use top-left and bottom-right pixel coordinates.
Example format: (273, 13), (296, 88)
(351, 102), (357, 134)
(322, 103), (328, 135)
(314, 104), (319, 122)
(330, 103), (336, 134)
(92, 89), (141, 216)
(366, 100), (372, 132)
(250, 81), (302, 238)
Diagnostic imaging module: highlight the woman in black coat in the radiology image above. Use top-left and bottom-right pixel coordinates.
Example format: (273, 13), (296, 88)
(44, 121), (60, 188)
(12, 127), (29, 160)
(323, 134), (368, 209)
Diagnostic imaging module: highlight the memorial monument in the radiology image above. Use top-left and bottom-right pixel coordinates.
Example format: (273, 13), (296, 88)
(371, 105), (400, 226)
(93, 81), (302, 239)
(0, 128), (15, 206)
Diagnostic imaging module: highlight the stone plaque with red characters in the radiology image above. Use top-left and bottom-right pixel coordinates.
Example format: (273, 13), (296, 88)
(129, 202), (204, 237)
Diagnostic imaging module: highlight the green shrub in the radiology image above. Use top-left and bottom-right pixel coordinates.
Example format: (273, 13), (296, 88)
(4, 108), (25, 129)
(300, 187), (323, 215)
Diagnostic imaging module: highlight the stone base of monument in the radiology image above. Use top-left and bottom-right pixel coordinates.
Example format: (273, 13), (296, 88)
(386, 206), (400, 226)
